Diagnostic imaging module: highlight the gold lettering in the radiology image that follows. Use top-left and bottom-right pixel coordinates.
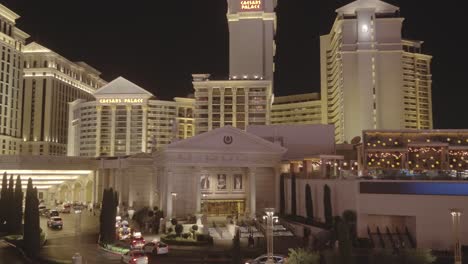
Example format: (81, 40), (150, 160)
(99, 98), (144, 104)
(240, 0), (261, 10)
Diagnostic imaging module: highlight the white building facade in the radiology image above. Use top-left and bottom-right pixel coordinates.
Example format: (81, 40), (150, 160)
(68, 77), (195, 157)
(0, 4), (29, 155)
(21, 42), (106, 156)
(271, 93), (323, 125)
(320, 0), (433, 143)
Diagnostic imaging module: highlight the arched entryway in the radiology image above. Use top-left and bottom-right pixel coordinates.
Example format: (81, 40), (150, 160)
(85, 181), (93, 203)
(73, 182), (82, 202)
(59, 185), (70, 202)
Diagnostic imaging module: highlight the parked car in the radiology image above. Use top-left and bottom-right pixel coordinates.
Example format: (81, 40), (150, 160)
(120, 250), (148, 264)
(38, 205), (47, 213)
(244, 254), (286, 264)
(47, 217), (63, 229)
(142, 241), (169, 255)
(60, 204), (71, 213)
(40, 208), (50, 217)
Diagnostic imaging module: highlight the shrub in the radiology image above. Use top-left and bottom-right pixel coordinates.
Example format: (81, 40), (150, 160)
(175, 224), (183, 237)
(324, 185), (333, 227)
(167, 227), (173, 233)
(192, 225), (198, 232)
(181, 233), (191, 239)
(171, 218), (178, 226)
(287, 248), (320, 264)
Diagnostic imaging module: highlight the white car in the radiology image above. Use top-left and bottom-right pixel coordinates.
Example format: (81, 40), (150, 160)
(120, 250), (148, 264)
(245, 254), (286, 264)
(142, 241), (169, 255)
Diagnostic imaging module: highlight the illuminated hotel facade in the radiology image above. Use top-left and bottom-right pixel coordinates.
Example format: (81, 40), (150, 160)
(0, 4), (29, 155)
(21, 42), (106, 156)
(193, 0), (277, 134)
(271, 93), (323, 125)
(320, 0), (433, 143)
(68, 77), (195, 157)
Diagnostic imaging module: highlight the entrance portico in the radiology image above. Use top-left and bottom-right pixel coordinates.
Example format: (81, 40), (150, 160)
(154, 126), (286, 220)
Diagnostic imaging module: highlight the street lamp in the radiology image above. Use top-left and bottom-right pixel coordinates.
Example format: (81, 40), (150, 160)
(171, 192), (177, 219)
(450, 209), (462, 264)
(263, 208), (278, 264)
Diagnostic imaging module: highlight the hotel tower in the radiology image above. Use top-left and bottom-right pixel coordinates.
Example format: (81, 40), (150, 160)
(320, 0), (433, 143)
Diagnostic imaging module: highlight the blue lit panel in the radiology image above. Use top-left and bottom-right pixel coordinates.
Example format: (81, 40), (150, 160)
(360, 182), (468, 196)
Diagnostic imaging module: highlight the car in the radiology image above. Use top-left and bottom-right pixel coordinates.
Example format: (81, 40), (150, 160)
(244, 254), (287, 264)
(40, 208), (50, 217)
(38, 205), (47, 214)
(60, 204), (71, 213)
(142, 241), (169, 255)
(130, 233), (145, 249)
(120, 250), (148, 264)
(47, 217), (63, 229)
(47, 210), (59, 218)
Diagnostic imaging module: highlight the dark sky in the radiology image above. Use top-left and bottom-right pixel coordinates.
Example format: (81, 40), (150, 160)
(2, 0), (466, 129)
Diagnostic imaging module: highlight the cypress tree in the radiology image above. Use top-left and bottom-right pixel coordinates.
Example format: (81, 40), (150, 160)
(6, 175), (14, 232)
(24, 178), (40, 257)
(0, 172), (8, 230)
(99, 189), (108, 244)
(99, 188), (118, 244)
(280, 174), (285, 215)
(13, 175), (23, 233)
(305, 184), (314, 220)
(338, 220), (354, 264)
(231, 229), (241, 264)
(324, 184), (333, 227)
(291, 173), (297, 216)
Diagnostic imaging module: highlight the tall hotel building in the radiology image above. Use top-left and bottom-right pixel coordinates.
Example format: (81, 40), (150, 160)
(320, 0), (433, 143)
(0, 5), (29, 155)
(193, 0), (276, 134)
(22, 42), (106, 155)
(68, 77), (195, 157)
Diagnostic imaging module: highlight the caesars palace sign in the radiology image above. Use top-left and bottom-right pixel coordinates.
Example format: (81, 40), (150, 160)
(99, 98), (144, 104)
(240, 0), (262, 11)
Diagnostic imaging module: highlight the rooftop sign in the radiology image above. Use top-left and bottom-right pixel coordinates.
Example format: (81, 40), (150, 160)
(99, 98), (144, 104)
(240, 0), (262, 11)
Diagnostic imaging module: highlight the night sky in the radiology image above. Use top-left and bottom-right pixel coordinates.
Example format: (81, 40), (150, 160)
(2, 0), (466, 129)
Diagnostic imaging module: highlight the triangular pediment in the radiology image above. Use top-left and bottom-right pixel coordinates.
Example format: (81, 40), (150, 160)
(336, 0), (399, 15)
(93, 77), (154, 98)
(23, 42), (52, 53)
(166, 126), (287, 154)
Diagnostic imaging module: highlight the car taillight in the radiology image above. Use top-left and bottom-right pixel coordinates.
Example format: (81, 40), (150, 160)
(132, 240), (136, 243)
(132, 258), (137, 262)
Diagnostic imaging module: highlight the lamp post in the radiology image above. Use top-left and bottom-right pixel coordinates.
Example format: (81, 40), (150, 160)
(450, 209), (462, 264)
(74, 208), (82, 263)
(263, 208), (278, 264)
(171, 192), (177, 219)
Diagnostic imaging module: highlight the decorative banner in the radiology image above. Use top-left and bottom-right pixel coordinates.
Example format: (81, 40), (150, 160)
(240, 0), (262, 11)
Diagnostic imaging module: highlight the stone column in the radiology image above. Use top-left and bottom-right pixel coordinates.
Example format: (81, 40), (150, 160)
(141, 105), (148, 153)
(248, 168), (256, 218)
(195, 168), (204, 214)
(95, 106), (102, 157)
(244, 89), (249, 128)
(110, 105), (117, 156)
(274, 166), (281, 212)
(220, 89), (225, 126)
(126, 105), (132, 155)
(232, 88), (237, 127)
(166, 169), (174, 219)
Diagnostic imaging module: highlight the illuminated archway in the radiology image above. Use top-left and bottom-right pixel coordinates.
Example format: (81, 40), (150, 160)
(85, 181), (93, 203)
(73, 182), (82, 202)
(59, 185), (69, 202)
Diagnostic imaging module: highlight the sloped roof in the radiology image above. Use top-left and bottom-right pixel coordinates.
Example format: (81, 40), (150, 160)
(23, 42), (52, 53)
(93, 77), (153, 96)
(336, 0), (399, 15)
(166, 126), (287, 154)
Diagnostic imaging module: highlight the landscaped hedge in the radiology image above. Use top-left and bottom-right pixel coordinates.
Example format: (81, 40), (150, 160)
(161, 233), (213, 246)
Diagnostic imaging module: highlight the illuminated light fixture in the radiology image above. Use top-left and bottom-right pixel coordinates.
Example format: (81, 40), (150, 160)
(381, 159), (385, 162)
(426, 139), (431, 143)
(431, 165), (435, 168)
(1, 170), (92, 175)
(453, 159), (457, 162)
(371, 159), (375, 162)
(447, 138), (451, 142)
(389, 138), (393, 141)
(232, 76), (237, 79)
(372, 144), (376, 147)
(367, 143), (371, 146)
(361, 24), (369, 33)
(386, 161), (390, 164)
(459, 164), (463, 167)
(430, 156), (434, 160)
(377, 140), (381, 144)
(416, 154), (419, 158)
(416, 164), (419, 168)
(391, 165), (395, 168)
(254, 75), (259, 79)
(243, 75), (248, 79)
(368, 162), (372, 165)
(408, 139), (411, 142)
(422, 159), (426, 162)
(436, 161), (440, 164)
(408, 161), (412, 164)
(458, 140), (462, 144)
(377, 162), (381, 165)
(343, 162), (348, 166)
(450, 165), (454, 168)
(394, 142), (398, 145)
(396, 162), (400, 165)
(354, 162), (358, 166)
(382, 143), (386, 146)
